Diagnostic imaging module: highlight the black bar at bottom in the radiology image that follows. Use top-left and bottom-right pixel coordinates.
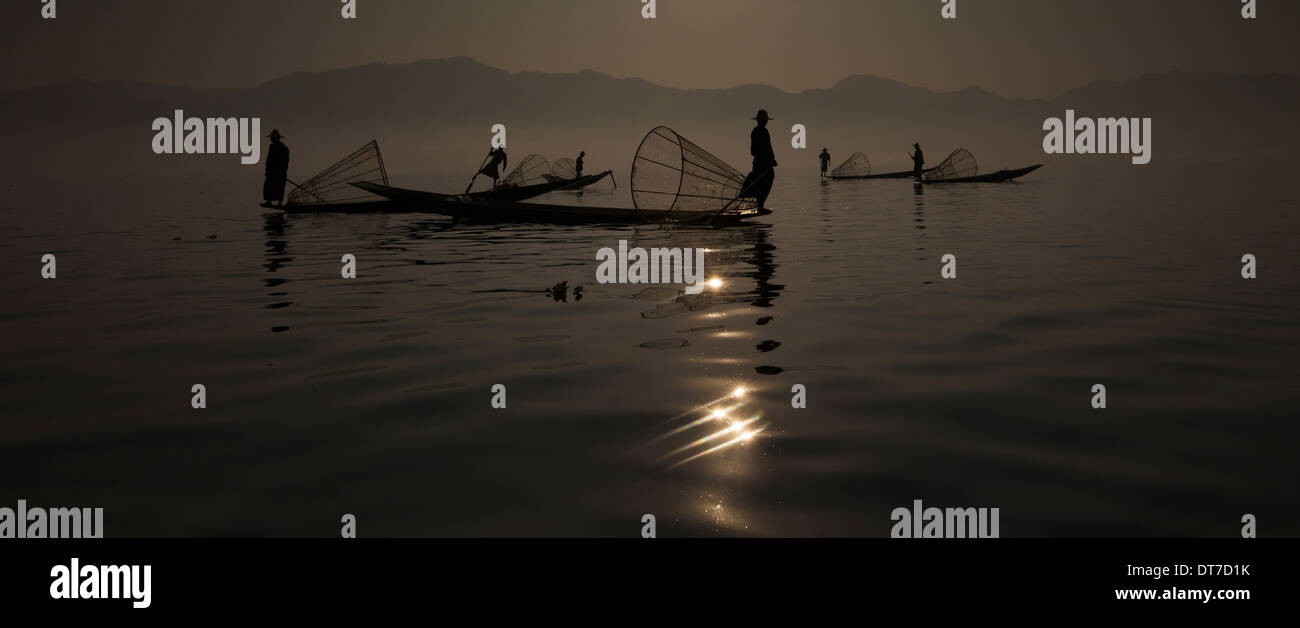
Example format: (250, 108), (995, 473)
(0, 539), (1283, 614)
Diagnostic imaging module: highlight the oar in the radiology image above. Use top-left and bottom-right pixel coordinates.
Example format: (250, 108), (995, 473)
(722, 165), (775, 212)
(465, 152), (493, 194)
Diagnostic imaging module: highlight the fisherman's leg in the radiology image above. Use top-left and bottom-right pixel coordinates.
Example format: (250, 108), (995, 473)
(756, 171), (774, 208)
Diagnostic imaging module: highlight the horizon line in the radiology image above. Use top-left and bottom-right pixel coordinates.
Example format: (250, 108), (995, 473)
(5, 56), (1298, 103)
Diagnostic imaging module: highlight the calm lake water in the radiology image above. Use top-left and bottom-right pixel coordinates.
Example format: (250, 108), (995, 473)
(2, 158), (1298, 537)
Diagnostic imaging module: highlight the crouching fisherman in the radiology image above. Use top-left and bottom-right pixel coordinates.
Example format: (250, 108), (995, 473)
(261, 129), (290, 208)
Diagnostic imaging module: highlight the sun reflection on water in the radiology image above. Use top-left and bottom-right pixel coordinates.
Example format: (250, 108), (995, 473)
(656, 384), (767, 469)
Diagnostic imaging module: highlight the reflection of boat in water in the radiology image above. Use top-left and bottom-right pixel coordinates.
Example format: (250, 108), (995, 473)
(265, 200), (786, 489)
(632, 223), (784, 479)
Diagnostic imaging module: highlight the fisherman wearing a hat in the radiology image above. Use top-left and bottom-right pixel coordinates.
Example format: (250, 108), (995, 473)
(746, 109), (777, 209)
(909, 142), (925, 181)
(819, 148), (831, 179)
(262, 129), (290, 208)
(479, 145), (509, 188)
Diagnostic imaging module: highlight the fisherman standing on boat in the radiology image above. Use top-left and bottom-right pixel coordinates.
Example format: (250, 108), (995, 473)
(575, 151), (586, 179)
(747, 109), (777, 209)
(262, 129), (290, 208)
(819, 148), (831, 179)
(910, 143), (925, 181)
(480, 146), (508, 187)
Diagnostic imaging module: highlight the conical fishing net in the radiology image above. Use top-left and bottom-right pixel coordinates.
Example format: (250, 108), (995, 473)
(924, 148), (978, 182)
(500, 154), (550, 187)
(551, 158), (578, 180)
(288, 140), (389, 206)
(631, 126), (757, 222)
(831, 152), (871, 178)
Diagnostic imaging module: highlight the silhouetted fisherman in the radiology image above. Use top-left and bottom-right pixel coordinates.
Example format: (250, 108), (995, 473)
(480, 147), (508, 186)
(575, 151), (586, 178)
(819, 148), (831, 178)
(746, 109), (777, 209)
(262, 129), (290, 208)
(910, 142), (925, 180)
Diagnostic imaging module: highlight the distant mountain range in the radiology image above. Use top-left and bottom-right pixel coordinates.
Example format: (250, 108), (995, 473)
(4, 57), (1297, 174)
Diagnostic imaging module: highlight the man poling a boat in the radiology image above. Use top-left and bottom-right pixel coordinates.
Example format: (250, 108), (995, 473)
(744, 109), (777, 210)
(910, 142), (925, 181)
(819, 148), (831, 179)
(479, 146), (508, 187)
(261, 129), (290, 208)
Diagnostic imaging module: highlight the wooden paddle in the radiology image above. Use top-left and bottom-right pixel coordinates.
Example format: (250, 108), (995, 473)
(465, 151), (493, 194)
(723, 165), (775, 212)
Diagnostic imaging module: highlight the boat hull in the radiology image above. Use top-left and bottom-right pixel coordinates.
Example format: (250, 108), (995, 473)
(278, 170), (618, 213)
(831, 168), (935, 180)
(924, 164), (1044, 184)
(349, 181), (771, 225)
(539, 170), (614, 190)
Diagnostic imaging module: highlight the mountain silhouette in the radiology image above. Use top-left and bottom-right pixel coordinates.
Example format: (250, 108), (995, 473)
(3, 57), (1295, 176)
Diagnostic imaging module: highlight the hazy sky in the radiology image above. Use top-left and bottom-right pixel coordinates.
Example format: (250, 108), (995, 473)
(3, 0), (1295, 98)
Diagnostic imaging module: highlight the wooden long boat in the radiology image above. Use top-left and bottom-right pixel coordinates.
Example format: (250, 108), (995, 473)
(830, 168), (936, 180)
(923, 164), (1044, 183)
(474, 170), (612, 201)
(333, 181), (772, 225)
(539, 170), (614, 190)
(280, 170), (617, 212)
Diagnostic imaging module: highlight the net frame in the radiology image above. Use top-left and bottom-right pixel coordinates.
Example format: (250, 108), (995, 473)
(830, 152), (871, 178)
(288, 140), (389, 206)
(631, 126), (757, 223)
(500, 154), (551, 187)
(924, 148), (979, 182)
(551, 158), (578, 180)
